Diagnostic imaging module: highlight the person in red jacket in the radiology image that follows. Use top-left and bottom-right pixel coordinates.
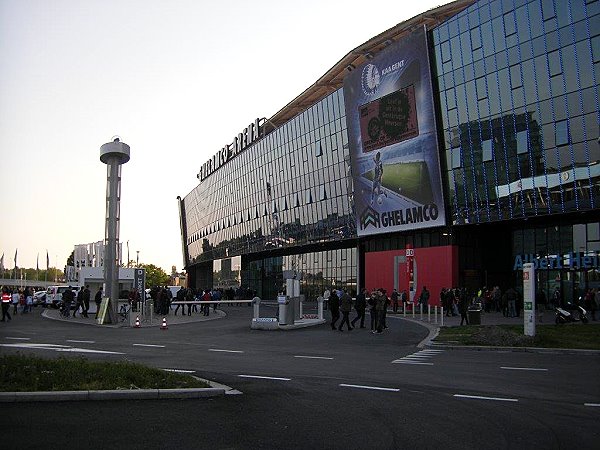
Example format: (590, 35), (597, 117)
(1, 287), (12, 322)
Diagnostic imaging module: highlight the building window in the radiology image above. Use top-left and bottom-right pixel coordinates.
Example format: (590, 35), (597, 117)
(503, 12), (516, 36)
(516, 130), (528, 154)
(556, 120), (570, 147)
(482, 139), (493, 162)
(319, 185), (327, 201)
(476, 77), (487, 100)
(451, 146), (462, 169)
(316, 142), (323, 157)
(548, 50), (562, 77)
(305, 190), (313, 204)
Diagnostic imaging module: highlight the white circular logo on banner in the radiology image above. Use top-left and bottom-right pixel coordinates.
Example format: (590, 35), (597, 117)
(361, 64), (380, 96)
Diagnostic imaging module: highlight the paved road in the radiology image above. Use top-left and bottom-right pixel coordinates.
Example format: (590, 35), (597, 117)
(1, 306), (599, 449)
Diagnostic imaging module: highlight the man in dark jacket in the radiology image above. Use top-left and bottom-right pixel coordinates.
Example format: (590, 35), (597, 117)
(338, 289), (353, 331)
(72, 288), (84, 317)
(328, 289), (340, 330)
(351, 288), (367, 328)
(82, 285), (91, 318)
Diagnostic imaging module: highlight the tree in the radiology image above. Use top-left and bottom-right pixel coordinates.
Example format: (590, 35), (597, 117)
(140, 264), (169, 287)
(67, 251), (74, 267)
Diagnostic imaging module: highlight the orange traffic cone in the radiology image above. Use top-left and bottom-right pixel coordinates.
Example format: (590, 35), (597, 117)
(134, 316), (141, 328)
(160, 317), (168, 330)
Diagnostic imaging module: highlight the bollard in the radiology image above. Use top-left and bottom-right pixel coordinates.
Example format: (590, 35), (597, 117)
(412, 302), (415, 318)
(317, 296), (324, 320)
(441, 307), (444, 327)
(252, 297), (261, 319)
(403, 302), (406, 317)
(428, 304), (431, 322)
(434, 305), (438, 324)
(419, 303), (423, 321)
(299, 300), (303, 318)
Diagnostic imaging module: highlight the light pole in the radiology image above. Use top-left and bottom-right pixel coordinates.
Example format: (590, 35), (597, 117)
(100, 137), (130, 324)
(136, 251), (140, 267)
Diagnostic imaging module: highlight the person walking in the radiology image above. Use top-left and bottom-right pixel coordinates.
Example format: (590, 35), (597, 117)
(338, 289), (353, 331)
(418, 286), (430, 312)
(94, 287), (103, 318)
(373, 289), (387, 334)
(368, 290), (378, 331)
(351, 288), (367, 328)
(1, 287), (12, 322)
(506, 287), (518, 318)
(24, 286), (33, 313)
(81, 285), (90, 318)
(328, 289), (340, 330)
(174, 287), (186, 316)
(391, 289), (399, 313)
(73, 287), (84, 317)
(61, 286), (75, 319)
(11, 288), (20, 315)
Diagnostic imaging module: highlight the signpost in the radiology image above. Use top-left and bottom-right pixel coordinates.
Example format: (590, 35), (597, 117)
(523, 262), (536, 336)
(96, 297), (110, 325)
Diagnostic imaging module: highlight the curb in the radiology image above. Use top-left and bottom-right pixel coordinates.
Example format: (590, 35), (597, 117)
(426, 343), (600, 355)
(0, 388), (226, 403)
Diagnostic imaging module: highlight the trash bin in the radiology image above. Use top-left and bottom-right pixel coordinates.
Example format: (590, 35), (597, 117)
(468, 307), (481, 325)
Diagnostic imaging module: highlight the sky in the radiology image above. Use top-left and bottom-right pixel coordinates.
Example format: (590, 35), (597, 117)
(0, 0), (452, 275)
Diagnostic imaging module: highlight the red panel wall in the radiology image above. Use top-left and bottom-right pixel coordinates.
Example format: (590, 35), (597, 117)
(365, 245), (458, 306)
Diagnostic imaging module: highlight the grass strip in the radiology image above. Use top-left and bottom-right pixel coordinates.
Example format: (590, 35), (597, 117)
(0, 353), (209, 392)
(436, 324), (600, 350)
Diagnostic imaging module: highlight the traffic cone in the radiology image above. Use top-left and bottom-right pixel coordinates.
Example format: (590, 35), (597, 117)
(160, 317), (168, 330)
(134, 316), (141, 328)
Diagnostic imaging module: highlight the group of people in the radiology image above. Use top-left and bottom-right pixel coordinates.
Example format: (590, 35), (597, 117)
(0, 286), (35, 321)
(59, 285), (97, 319)
(145, 286), (240, 317)
(328, 287), (394, 334)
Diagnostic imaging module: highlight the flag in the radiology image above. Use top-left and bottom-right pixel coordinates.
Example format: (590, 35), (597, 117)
(0, 253), (4, 271)
(46, 250), (50, 270)
(37, 253), (39, 271)
(14, 249), (17, 268)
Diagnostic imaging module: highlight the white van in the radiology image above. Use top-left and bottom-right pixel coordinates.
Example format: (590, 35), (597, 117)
(45, 285), (80, 308)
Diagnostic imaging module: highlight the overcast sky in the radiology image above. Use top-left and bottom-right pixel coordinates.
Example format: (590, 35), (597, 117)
(0, 0), (452, 275)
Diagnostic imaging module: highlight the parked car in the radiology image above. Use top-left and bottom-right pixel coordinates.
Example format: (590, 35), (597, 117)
(33, 290), (47, 306)
(45, 286), (81, 309)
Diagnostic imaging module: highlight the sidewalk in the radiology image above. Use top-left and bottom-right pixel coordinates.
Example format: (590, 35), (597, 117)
(42, 306), (225, 327)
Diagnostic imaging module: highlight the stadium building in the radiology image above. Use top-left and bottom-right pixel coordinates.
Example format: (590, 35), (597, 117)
(179, 0), (600, 304)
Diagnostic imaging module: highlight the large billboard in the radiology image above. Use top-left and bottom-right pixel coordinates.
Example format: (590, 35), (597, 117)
(344, 26), (446, 236)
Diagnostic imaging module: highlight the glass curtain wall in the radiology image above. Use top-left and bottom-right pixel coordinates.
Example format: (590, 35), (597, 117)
(183, 88), (355, 266)
(433, 0), (600, 225)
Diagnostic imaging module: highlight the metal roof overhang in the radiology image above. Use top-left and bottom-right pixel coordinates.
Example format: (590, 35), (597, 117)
(267, 0), (475, 129)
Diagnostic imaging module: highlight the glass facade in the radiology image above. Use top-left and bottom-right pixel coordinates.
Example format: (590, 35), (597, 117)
(182, 89), (356, 298)
(181, 0), (600, 299)
(433, 0), (600, 225)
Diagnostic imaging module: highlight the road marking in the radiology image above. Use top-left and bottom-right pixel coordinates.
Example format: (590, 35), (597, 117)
(133, 343), (165, 348)
(294, 355), (334, 360)
(238, 375), (291, 381)
(392, 349), (443, 365)
(584, 403), (600, 407)
(454, 394), (518, 402)
(340, 384), (400, 392)
(392, 361), (434, 365)
(5, 337), (31, 340)
(55, 348), (124, 354)
(0, 343), (124, 355)
(162, 368), (196, 373)
(501, 366), (548, 371)
(209, 348), (244, 353)
(67, 340), (95, 344)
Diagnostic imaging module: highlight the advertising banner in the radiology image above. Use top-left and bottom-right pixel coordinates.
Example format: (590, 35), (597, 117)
(343, 26), (446, 236)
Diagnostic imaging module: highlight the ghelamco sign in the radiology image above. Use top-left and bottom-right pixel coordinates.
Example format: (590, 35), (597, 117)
(513, 252), (600, 270)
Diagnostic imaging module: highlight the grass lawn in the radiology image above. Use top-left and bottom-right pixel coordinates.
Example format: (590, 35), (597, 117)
(436, 324), (600, 350)
(0, 354), (210, 392)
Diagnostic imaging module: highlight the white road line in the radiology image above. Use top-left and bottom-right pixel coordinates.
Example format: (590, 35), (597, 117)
(454, 394), (518, 402)
(340, 384), (400, 392)
(55, 348), (124, 355)
(392, 361), (434, 365)
(162, 368), (196, 373)
(132, 343), (165, 348)
(67, 340), (95, 344)
(584, 403), (600, 407)
(209, 348), (244, 353)
(500, 366), (548, 371)
(294, 355), (334, 360)
(5, 337), (31, 340)
(238, 375), (291, 381)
